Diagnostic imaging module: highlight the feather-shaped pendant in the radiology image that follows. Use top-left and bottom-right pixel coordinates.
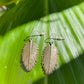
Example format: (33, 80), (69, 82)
(22, 39), (38, 71)
(42, 44), (58, 74)
(21, 32), (45, 72)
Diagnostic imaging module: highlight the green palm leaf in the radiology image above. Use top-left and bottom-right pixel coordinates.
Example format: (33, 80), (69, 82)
(0, 0), (84, 84)
(0, 0), (84, 35)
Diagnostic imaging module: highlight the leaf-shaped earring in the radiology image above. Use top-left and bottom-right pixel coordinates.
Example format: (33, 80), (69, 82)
(21, 30), (45, 72)
(42, 37), (64, 74)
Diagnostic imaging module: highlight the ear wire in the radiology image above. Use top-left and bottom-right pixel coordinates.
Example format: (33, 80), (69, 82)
(24, 36), (31, 41)
(44, 35), (64, 45)
(24, 29), (45, 41)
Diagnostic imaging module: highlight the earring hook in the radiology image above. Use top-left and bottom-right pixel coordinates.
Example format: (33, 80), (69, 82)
(45, 35), (64, 45)
(24, 29), (45, 41)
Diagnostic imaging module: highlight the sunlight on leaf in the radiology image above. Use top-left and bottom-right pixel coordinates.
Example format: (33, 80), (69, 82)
(0, 2), (84, 84)
(0, 0), (84, 35)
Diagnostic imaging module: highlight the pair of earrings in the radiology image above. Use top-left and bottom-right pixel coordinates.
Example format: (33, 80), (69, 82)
(21, 31), (64, 74)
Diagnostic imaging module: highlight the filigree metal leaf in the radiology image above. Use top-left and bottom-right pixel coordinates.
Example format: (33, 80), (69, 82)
(22, 42), (38, 71)
(42, 45), (58, 74)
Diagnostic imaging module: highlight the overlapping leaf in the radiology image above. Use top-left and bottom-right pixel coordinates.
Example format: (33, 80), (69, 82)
(0, 0), (84, 35)
(0, 0), (19, 7)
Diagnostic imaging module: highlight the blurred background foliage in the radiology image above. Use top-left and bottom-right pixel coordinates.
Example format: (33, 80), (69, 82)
(0, 0), (20, 7)
(0, 0), (84, 84)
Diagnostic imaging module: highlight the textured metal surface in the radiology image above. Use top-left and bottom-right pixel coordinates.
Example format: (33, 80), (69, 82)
(42, 45), (58, 74)
(22, 41), (38, 71)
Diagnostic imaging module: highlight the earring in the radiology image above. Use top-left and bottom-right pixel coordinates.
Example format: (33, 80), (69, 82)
(21, 30), (45, 72)
(42, 37), (64, 74)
